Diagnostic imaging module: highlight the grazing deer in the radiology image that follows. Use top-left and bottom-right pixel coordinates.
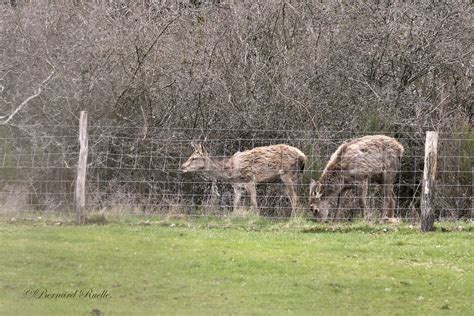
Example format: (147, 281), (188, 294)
(180, 142), (308, 216)
(309, 135), (404, 222)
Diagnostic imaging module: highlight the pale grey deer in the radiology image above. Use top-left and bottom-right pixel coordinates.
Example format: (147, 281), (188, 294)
(180, 142), (308, 216)
(309, 135), (404, 221)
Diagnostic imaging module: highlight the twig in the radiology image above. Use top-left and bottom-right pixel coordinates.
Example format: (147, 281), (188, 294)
(0, 70), (55, 125)
(348, 77), (382, 101)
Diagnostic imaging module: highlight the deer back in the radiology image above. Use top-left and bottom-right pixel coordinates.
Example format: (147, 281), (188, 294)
(229, 144), (307, 183)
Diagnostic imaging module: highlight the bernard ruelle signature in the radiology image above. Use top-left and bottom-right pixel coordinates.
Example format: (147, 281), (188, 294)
(23, 288), (111, 299)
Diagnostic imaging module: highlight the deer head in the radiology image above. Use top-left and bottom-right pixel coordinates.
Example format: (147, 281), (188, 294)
(180, 142), (210, 173)
(309, 179), (329, 219)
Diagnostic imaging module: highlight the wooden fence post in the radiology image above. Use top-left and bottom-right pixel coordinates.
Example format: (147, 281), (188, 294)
(420, 131), (438, 232)
(75, 111), (88, 224)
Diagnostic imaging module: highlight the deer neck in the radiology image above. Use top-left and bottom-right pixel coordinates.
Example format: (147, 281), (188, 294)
(319, 171), (345, 199)
(204, 157), (233, 180)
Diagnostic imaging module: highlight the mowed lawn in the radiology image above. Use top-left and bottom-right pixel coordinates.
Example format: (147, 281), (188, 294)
(0, 220), (472, 315)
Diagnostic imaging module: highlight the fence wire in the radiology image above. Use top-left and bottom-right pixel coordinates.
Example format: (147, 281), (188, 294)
(0, 127), (472, 222)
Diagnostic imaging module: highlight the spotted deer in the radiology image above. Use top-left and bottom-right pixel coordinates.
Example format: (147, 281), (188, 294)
(309, 135), (404, 221)
(180, 142), (308, 216)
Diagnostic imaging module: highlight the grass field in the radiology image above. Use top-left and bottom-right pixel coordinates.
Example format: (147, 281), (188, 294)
(0, 216), (472, 315)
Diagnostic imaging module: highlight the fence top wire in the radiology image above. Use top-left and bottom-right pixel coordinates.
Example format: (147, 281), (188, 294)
(1, 135), (472, 142)
(4, 124), (473, 135)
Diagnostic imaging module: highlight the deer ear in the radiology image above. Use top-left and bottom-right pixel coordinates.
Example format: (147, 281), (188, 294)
(191, 141), (204, 153)
(309, 179), (316, 194)
(200, 143), (208, 154)
(192, 142), (206, 155)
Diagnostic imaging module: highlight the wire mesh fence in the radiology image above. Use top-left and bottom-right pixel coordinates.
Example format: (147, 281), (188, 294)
(0, 124), (472, 223)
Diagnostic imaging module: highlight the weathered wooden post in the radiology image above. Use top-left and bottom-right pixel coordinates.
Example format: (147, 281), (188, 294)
(75, 111), (88, 224)
(420, 131), (438, 232)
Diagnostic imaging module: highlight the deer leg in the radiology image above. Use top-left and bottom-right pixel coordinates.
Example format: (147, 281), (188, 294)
(335, 191), (342, 222)
(335, 186), (352, 222)
(381, 169), (397, 221)
(244, 183), (259, 213)
(281, 174), (299, 217)
(335, 188), (345, 221)
(383, 183), (396, 220)
(358, 179), (369, 221)
(233, 185), (244, 215)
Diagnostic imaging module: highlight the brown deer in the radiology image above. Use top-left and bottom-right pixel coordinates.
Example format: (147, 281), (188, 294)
(309, 135), (404, 222)
(180, 142), (308, 216)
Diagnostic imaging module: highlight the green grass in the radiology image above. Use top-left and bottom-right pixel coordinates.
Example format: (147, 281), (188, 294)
(0, 218), (472, 315)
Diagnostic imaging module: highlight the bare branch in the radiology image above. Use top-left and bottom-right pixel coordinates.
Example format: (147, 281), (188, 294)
(348, 77), (382, 102)
(0, 70), (55, 125)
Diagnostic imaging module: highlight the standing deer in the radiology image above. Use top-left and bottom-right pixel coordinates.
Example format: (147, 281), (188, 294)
(180, 142), (308, 216)
(309, 135), (404, 221)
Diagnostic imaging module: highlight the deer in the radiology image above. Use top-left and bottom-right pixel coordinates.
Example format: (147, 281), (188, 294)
(309, 135), (404, 222)
(180, 142), (308, 216)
